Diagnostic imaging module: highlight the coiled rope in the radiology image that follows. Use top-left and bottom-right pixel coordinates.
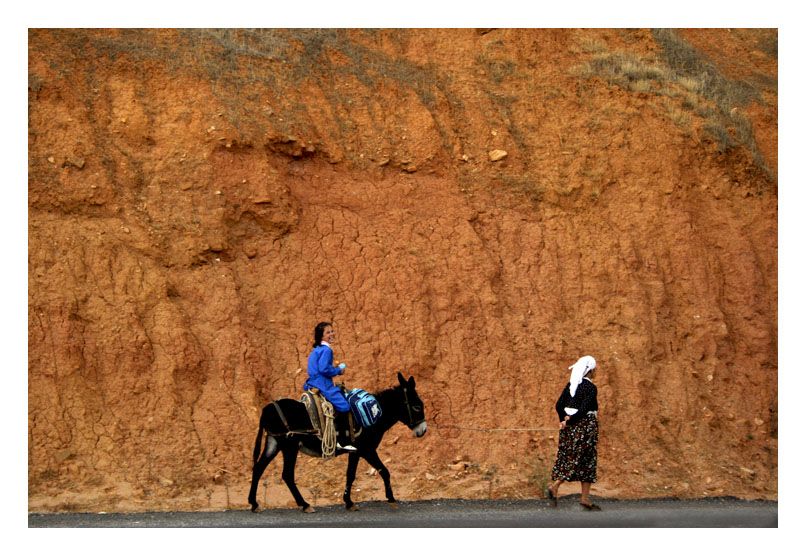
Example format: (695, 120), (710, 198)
(321, 400), (336, 459)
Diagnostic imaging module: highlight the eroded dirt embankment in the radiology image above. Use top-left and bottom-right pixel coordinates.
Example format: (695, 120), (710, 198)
(28, 28), (777, 511)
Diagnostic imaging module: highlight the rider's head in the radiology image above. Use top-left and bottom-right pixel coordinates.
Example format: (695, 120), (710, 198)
(313, 322), (333, 347)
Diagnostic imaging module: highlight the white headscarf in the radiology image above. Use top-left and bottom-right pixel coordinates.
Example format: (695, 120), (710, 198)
(568, 355), (596, 397)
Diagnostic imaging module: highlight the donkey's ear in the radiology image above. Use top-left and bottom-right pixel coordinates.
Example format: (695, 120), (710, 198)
(408, 375), (416, 388)
(397, 371), (406, 385)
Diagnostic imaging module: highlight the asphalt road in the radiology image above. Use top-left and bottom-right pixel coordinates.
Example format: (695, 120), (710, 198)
(29, 497), (776, 527)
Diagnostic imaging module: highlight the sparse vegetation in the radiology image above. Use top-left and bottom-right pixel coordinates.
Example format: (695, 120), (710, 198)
(578, 37), (608, 54)
(478, 53), (517, 84)
(572, 29), (773, 176)
(664, 100), (692, 129)
(30, 29), (463, 164)
(527, 462), (551, 495)
(756, 33), (778, 59)
(499, 173), (545, 202)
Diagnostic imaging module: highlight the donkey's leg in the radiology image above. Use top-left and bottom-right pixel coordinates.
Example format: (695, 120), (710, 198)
(248, 435), (279, 513)
(362, 449), (397, 507)
(343, 451), (361, 511)
(281, 444), (313, 512)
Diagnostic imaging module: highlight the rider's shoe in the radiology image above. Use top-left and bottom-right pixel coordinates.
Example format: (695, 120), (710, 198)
(337, 443), (357, 452)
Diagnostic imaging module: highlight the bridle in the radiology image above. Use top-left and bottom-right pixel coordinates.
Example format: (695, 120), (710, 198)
(401, 385), (425, 429)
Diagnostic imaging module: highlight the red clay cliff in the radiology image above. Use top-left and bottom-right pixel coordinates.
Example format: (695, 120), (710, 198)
(28, 29), (777, 511)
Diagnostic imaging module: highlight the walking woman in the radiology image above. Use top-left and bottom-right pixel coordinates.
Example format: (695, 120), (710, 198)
(547, 355), (601, 510)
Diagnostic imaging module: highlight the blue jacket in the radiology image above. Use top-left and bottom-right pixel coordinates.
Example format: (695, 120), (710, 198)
(303, 343), (350, 412)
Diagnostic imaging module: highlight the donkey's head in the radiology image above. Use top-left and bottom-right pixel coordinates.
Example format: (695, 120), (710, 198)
(397, 372), (427, 438)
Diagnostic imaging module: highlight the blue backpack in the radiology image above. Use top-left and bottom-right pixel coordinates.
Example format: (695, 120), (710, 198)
(346, 388), (382, 428)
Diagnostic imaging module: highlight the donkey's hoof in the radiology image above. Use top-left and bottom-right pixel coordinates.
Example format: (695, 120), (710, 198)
(250, 503), (260, 513)
(347, 504), (360, 512)
(302, 506), (316, 513)
(387, 501), (399, 510)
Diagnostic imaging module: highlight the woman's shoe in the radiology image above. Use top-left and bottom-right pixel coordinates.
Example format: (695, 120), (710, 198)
(580, 501), (602, 511)
(546, 486), (557, 507)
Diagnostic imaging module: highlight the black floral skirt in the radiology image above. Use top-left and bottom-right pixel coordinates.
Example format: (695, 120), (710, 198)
(551, 414), (598, 483)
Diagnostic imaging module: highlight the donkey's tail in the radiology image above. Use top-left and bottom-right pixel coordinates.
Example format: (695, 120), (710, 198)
(252, 411), (266, 464)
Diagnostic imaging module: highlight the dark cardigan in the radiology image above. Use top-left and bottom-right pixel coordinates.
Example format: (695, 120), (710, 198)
(554, 379), (598, 426)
